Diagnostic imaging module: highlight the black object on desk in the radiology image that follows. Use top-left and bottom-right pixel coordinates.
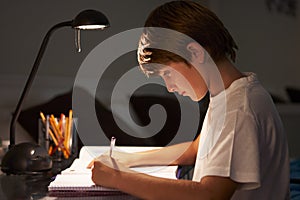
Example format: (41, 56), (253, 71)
(0, 156), (75, 199)
(1, 143), (52, 175)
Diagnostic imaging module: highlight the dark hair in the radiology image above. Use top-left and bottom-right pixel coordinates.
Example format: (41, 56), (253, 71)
(138, 1), (238, 76)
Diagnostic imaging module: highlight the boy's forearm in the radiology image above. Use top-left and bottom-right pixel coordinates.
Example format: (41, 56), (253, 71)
(114, 168), (236, 200)
(115, 171), (184, 200)
(130, 141), (197, 167)
(115, 170), (205, 200)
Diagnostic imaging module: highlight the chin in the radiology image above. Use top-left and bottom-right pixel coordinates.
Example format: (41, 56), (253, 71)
(188, 95), (199, 102)
(194, 93), (207, 102)
(184, 93), (203, 102)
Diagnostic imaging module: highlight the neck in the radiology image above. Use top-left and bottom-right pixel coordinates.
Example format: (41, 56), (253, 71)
(209, 58), (245, 96)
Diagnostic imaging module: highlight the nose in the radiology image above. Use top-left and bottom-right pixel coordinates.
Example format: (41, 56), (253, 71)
(165, 81), (175, 93)
(161, 76), (176, 93)
(167, 86), (175, 93)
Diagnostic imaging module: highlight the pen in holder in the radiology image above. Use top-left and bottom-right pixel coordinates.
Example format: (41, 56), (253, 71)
(39, 110), (78, 162)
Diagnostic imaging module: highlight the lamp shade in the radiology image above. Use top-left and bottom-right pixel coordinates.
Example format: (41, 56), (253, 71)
(72, 9), (110, 30)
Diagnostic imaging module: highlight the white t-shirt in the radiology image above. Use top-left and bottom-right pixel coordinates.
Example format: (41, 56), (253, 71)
(193, 73), (290, 199)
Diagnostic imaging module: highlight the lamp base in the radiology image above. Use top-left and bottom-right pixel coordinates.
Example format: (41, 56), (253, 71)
(1, 142), (52, 175)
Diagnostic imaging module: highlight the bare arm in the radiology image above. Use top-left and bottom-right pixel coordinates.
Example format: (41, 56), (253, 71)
(115, 134), (200, 167)
(132, 134), (200, 166)
(91, 155), (237, 200)
(88, 134), (200, 168)
(116, 173), (237, 200)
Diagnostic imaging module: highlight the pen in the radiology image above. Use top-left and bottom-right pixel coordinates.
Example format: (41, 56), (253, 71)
(109, 136), (116, 157)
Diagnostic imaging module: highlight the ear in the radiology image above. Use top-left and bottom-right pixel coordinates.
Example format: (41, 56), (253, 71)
(186, 42), (205, 64)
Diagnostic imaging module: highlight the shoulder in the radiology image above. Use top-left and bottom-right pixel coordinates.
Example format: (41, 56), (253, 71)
(225, 73), (274, 114)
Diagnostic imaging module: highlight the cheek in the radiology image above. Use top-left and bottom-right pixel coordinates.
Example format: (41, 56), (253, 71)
(162, 76), (174, 86)
(161, 76), (168, 86)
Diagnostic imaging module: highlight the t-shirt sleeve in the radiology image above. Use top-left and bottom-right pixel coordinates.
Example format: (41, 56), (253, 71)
(193, 110), (260, 190)
(230, 110), (260, 190)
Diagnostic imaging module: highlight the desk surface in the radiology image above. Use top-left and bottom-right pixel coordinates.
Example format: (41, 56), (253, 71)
(0, 146), (178, 200)
(0, 158), (139, 200)
(0, 158), (71, 199)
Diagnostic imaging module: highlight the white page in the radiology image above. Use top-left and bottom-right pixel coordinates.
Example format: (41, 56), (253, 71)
(62, 146), (177, 179)
(50, 146), (178, 193)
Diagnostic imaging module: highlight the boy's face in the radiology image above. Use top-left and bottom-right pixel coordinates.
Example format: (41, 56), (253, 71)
(158, 62), (207, 101)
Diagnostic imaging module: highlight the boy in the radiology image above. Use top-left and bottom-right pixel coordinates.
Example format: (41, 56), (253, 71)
(90, 1), (289, 199)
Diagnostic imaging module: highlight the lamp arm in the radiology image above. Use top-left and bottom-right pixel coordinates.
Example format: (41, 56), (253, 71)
(9, 20), (73, 149)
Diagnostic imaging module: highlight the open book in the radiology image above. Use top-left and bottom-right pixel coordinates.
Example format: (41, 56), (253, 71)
(48, 146), (178, 197)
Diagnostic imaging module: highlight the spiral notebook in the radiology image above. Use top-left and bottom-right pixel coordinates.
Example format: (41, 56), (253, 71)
(48, 174), (125, 197)
(48, 146), (177, 197)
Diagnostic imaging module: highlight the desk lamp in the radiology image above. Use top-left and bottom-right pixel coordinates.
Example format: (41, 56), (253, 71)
(1, 9), (110, 175)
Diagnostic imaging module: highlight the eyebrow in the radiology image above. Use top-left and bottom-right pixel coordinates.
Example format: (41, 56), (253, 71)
(162, 70), (171, 76)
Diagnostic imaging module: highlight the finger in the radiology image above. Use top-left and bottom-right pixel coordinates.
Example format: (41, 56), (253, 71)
(91, 169), (97, 184)
(86, 159), (95, 168)
(93, 160), (102, 168)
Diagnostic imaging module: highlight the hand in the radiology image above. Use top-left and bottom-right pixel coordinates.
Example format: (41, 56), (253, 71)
(91, 155), (130, 188)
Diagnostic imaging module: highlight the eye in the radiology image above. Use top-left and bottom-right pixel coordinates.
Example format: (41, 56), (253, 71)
(162, 70), (171, 78)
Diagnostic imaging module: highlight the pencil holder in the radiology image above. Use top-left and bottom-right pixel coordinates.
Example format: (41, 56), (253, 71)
(38, 112), (78, 162)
